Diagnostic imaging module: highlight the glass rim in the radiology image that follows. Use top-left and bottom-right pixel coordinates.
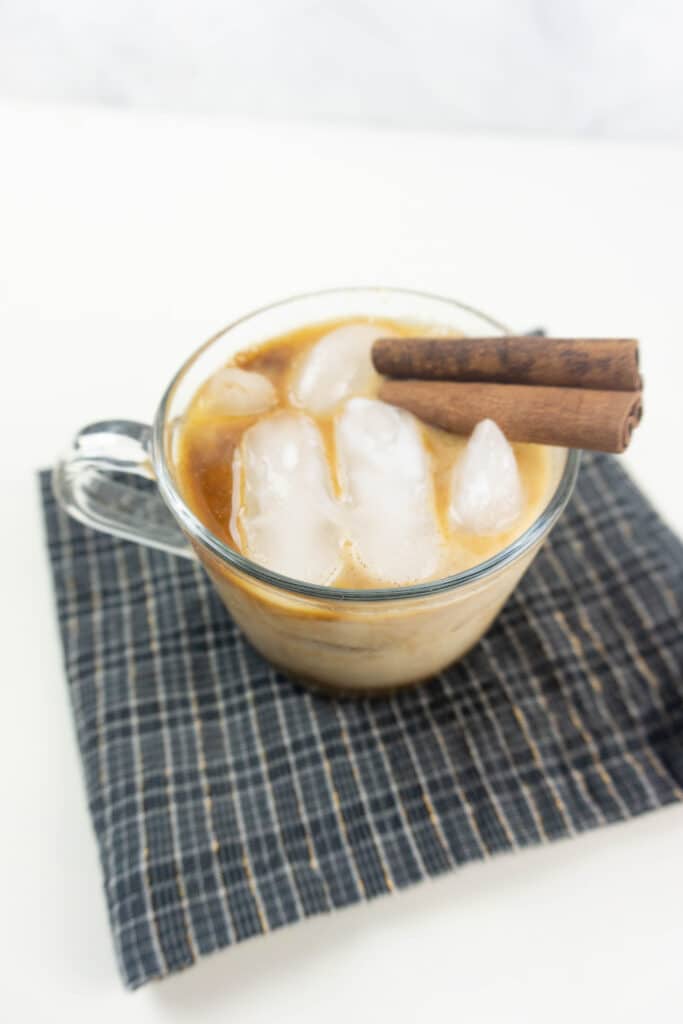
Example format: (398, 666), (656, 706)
(152, 286), (581, 603)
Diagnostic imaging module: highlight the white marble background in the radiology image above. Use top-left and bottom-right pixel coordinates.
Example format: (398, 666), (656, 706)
(1, 0), (681, 141)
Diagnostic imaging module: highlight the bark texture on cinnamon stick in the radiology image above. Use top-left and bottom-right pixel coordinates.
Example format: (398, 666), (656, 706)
(379, 379), (642, 454)
(372, 336), (641, 391)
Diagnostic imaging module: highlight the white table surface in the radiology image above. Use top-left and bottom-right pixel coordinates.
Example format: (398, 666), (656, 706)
(1, 102), (682, 1021)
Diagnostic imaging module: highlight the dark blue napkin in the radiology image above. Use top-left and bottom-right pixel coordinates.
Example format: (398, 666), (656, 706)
(40, 453), (683, 988)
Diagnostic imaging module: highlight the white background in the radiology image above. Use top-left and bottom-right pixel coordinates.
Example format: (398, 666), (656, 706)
(1, 0), (683, 141)
(2, 2), (683, 1017)
(1, 100), (682, 1020)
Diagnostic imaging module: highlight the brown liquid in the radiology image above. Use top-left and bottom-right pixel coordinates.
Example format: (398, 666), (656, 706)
(175, 317), (552, 587)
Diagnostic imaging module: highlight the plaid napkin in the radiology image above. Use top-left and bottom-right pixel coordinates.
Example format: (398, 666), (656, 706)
(40, 453), (683, 989)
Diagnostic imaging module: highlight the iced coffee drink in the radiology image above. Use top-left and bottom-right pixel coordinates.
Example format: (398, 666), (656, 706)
(173, 315), (558, 693)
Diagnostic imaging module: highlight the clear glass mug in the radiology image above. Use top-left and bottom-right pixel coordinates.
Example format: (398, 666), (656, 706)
(54, 288), (580, 696)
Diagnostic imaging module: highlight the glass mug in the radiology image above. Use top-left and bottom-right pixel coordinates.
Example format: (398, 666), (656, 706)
(54, 288), (579, 696)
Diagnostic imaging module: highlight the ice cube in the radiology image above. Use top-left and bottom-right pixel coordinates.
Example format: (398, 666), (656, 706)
(200, 367), (276, 417)
(291, 323), (394, 414)
(449, 419), (523, 534)
(235, 411), (343, 584)
(336, 398), (442, 584)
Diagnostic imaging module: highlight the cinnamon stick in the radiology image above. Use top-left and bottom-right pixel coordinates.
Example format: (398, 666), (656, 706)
(373, 336), (641, 391)
(378, 379), (642, 453)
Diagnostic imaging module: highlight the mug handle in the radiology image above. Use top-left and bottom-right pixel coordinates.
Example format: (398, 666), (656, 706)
(52, 420), (195, 559)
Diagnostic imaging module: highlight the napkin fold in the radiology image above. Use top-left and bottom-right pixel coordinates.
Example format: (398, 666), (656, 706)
(40, 453), (683, 989)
